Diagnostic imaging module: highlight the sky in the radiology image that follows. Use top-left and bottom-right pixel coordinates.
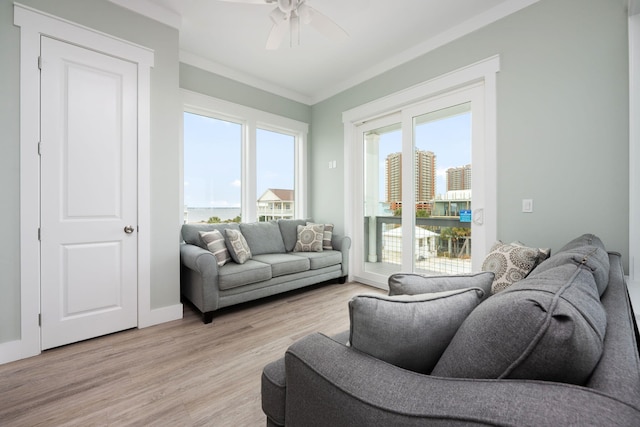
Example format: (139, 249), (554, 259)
(184, 110), (471, 208)
(183, 112), (294, 208)
(376, 111), (471, 199)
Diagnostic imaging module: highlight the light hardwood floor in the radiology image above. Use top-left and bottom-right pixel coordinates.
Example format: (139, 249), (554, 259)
(0, 282), (383, 427)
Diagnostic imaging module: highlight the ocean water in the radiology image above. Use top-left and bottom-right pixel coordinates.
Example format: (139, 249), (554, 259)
(184, 207), (241, 223)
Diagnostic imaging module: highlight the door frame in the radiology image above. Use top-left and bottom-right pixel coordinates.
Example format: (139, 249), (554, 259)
(343, 56), (499, 288)
(9, 4), (154, 362)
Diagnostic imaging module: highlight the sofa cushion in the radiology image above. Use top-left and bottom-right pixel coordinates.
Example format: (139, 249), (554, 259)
(388, 272), (494, 299)
(239, 222), (286, 255)
(218, 260), (272, 290)
(432, 263), (607, 385)
(529, 233), (610, 296)
(307, 222), (334, 250)
(199, 230), (231, 267)
(290, 250), (342, 270)
(481, 241), (541, 294)
(348, 288), (485, 374)
(181, 223), (239, 249)
(293, 224), (324, 252)
(277, 219), (309, 252)
(225, 229), (252, 264)
(252, 253), (310, 277)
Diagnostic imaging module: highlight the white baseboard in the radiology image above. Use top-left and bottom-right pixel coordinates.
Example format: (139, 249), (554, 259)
(0, 339), (40, 365)
(0, 303), (183, 365)
(138, 303), (183, 328)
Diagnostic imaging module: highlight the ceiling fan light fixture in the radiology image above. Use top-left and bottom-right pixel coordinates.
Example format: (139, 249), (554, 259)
(224, 0), (347, 50)
(276, 0), (296, 14)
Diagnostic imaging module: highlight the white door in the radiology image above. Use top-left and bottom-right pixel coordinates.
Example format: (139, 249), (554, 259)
(40, 36), (138, 350)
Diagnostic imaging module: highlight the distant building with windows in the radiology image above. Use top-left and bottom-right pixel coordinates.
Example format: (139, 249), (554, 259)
(447, 164), (471, 191)
(386, 150), (436, 212)
(257, 188), (294, 220)
(432, 190), (472, 217)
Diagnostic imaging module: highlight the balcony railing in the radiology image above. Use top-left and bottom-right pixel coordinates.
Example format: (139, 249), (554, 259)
(257, 207), (294, 220)
(364, 216), (471, 275)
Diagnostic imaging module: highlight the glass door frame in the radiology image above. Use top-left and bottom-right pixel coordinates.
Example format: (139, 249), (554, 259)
(343, 57), (499, 289)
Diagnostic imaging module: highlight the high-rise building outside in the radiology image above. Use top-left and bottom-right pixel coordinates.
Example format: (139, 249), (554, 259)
(385, 150), (436, 211)
(386, 152), (402, 203)
(447, 164), (472, 191)
(415, 150), (436, 203)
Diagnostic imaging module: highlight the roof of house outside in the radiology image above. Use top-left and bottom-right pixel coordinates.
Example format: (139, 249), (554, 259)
(258, 188), (294, 202)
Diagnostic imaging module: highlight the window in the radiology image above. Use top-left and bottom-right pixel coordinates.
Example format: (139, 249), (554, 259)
(257, 128), (295, 221)
(183, 112), (242, 223)
(182, 91), (308, 224)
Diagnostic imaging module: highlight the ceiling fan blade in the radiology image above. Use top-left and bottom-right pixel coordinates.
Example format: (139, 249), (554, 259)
(266, 19), (289, 49)
(298, 4), (348, 42)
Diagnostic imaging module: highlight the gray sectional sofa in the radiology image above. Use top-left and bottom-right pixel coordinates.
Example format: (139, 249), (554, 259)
(262, 234), (640, 426)
(180, 219), (350, 323)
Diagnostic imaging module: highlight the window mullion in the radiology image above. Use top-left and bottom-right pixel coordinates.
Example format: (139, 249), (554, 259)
(245, 119), (257, 222)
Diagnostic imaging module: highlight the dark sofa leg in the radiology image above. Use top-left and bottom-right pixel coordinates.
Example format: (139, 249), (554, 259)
(203, 311), (214, 324)
(338, 276), (347, 284)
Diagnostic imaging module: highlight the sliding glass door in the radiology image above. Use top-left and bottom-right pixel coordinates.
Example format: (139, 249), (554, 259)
(361, 115), (402, 276)
(356, 84), (487, 286)
(412, 103), (472, 274)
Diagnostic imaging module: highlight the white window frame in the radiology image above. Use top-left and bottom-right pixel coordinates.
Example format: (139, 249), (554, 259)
(181, 90), (309, 223)
(343, 56), (499, 288)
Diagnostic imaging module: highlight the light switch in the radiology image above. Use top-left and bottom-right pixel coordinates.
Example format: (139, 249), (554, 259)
(522, 199), (533, 213)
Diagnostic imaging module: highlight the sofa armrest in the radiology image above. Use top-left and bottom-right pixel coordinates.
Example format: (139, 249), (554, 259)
(282, 333), (640, 427)
(331, 235), (351, 277)
(180, 243), (219, 279)
(180, 243), (221, 313)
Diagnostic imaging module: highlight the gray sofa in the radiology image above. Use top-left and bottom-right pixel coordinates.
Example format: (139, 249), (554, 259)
(262, 234), (640, 426)
(180, 219), (350, 323)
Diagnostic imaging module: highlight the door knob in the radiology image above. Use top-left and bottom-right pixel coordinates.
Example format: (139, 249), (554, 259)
(124, 225), (135, 234)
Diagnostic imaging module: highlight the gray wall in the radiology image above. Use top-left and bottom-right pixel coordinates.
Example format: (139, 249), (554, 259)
(309, 0), (630, 266)
(180, 63), (312, 124)
(0, 0), (181, 344)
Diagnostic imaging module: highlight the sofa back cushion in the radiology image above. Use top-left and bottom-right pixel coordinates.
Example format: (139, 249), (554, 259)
(388, 272), (494, 299)
(239, 221), (286, 255)
(349, 288), (485, 374)
(277, 219), (309, 252)
(181, 223), (240, 249)
(431, 262), (606, 385)
(529, 233), (610, 296)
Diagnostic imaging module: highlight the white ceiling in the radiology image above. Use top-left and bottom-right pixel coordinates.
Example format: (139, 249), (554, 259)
(109, 0), (537, 104)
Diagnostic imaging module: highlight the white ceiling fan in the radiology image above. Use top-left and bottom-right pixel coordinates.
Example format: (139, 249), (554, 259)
(220, 0), (348, 50)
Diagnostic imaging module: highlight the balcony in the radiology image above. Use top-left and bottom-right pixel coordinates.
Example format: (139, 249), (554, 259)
(364, 215), (471, 276)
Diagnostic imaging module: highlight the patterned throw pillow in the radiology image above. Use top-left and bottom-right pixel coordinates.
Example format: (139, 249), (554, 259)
(225, 229), (252, 264)
(482, 241), (540, 294)
(307, 222), (333, 250)
(293, 224), (324, 252)
(199, 230), (231, 267)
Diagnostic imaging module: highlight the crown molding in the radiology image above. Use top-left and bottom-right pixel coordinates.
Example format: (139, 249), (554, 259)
(109, 0), (538, 106)
(180, 50), (313, 105)
(310, 0), (539, 104)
